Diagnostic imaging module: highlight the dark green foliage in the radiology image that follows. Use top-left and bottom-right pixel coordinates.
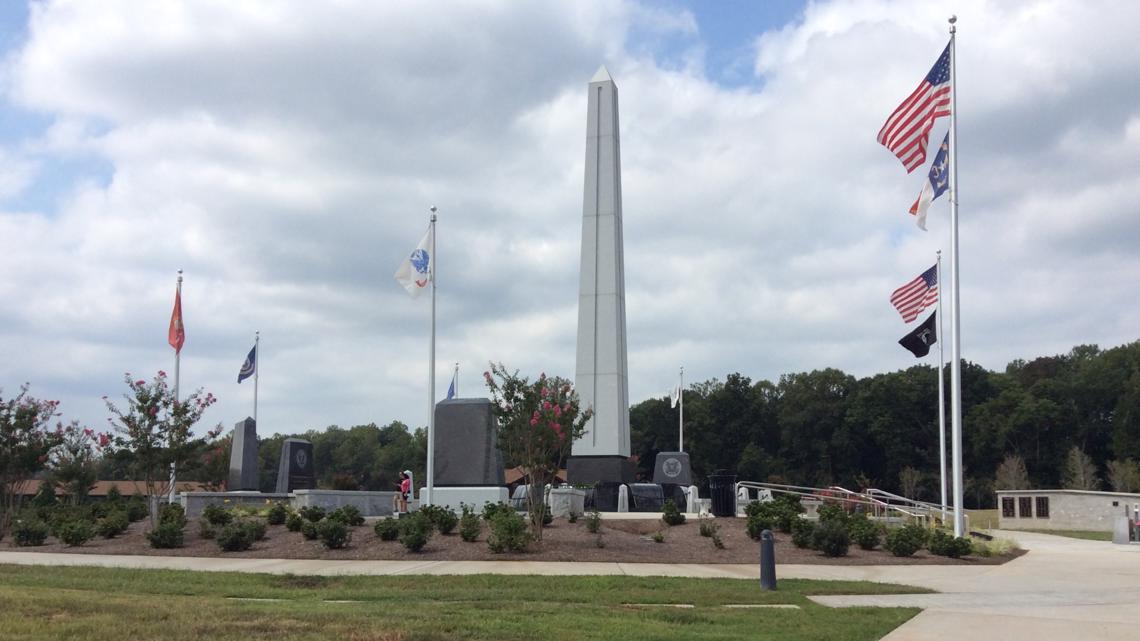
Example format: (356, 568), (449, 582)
(105, 485), (123, 504)
(481, 501), (513, 522)
(661, 499), (685, 526)
(159, 503), (187, 529)
(30, 481), (58, 507)
(300, 519), (319, 540)
(651, 531), (665, 543)
(420, 504), (458, 534)
(398, 512), (432, 552)
(811, 520), (850, 557)
(198, 519), (216, 540)
(539, 504), (553, 527)
(266, 503), (288, 525)
(318, 519), (351, 549)
(698, 515), (718, 538)
(746, 513), (774, 540)
(584, 509), (602, 534)
(487, 509), (531, 553)
(12, 519), (49, 546)
(567, 512), (579, 523)
(285, 512), (303, 532)
(884, 524), (928, 557)
(790, 518), (815, 549)
(145, 521), (185, 549)
(847, 514), (881, 550)
(216, 523), (255, 551)
(96, 512), (129, 539)
(744, 495), (804, 533)
(239, 517), (267, 541)
(298, 506), (326, 522)
(339, 505), (365, 527)
(927, 529), (974, 558)
(459, 505), (481, 542)
(202, 503), (233, 526)
(125, 498), (148, 523)
(816, 504), (848, 525)
(374, 518), (400, 541)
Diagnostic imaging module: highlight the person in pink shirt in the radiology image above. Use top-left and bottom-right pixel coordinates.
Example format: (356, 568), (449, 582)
(397, 471), (412, 513)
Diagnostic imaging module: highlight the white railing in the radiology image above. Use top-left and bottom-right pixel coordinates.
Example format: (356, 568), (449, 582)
(734, 480), (933, 526)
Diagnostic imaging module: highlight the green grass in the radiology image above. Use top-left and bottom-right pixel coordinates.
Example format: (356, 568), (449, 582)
(0, 564), (925, 640)
(1017, 528), (1112, 541)
(967, 509), (999, 530)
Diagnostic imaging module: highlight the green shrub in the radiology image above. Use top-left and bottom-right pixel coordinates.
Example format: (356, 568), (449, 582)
(398, 512), (433, 552)
(661, 499), (686, 526)
(487, 509), (531, 553)
(374, 518), (400, 541)
(96, 511), (130, 538)
(202, 503), (233, 527)
(340, 505), (365, 526)
(746, 513), (775, 540)
(458, 504), (481, 542)
(816, 504), (848, 525)
(285, 512), (303, 532)
(145, 521), (185, 549)
(106, 485), (123, 504)
(125, 499), (148, 523)
(745, 495), (804, 533)
(811, 520), (850, 557)
(847, 514), (881, 550)
(12, 519), (49, 547)
(159, 503), (187, 528)
(651, 531), (665, 543)
(300, 519), (319, 540)
(198, 519), (216, 540)
(46, 505), (93, 537)
(584, 509), (602, 534)
(971, 536), (1018, 557)
(239, 518), (268, 541)
(266, 503), (288, 525)
(421, 505), (458, 534)
(567, 512), (579, 523)
(790, 518), (815, 549)
(90, 501), (113, 519)
(539, 504), (553, 527)
(217, 523), (255, 552)
(481, 501), (513, 522)
(698, 514), (718, 538)
(884, 524), (927, 557)
(927, 529), (973, 558)
(318, 519), (351, 549)
(299, 506), (326, 522)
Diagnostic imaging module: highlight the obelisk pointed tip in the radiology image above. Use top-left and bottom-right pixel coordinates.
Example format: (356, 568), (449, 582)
(590, 65), (612, 83)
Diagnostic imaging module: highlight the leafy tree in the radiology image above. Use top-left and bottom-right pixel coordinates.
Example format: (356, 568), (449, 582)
(48, 421), (110, 504)
(0, 385), (61, 534)
(1061, 446), (1099, 490)
(898, 466), (924, 499)
(1106, 459), (1140, 493)
(994, 454), (1030, 490)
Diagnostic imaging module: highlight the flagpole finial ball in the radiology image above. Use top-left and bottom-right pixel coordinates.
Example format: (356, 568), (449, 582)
(948, 15), (956, 24)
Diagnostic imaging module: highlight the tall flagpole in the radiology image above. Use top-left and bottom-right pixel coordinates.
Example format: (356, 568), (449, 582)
(948, 16), (966, 537)
(454, 362), (459, 397)
(253, 331), (260, 426)
(679, 366), (684, 453)
(169, 270), (182, 502)
(426, 207), (438, 507)
(936, 251), (947, 521)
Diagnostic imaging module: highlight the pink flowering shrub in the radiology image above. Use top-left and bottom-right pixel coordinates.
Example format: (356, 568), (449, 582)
(483, 363), (592, 540)
(48, 420), (111, 504)
(0, 384), (62, 534)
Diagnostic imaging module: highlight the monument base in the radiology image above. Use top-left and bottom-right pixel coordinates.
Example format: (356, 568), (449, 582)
(426, 486), (509, 512)
(566, 455), (634, 485)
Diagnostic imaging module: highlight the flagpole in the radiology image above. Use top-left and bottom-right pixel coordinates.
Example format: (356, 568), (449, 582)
(454, 362), (459, 397)
(679, 366), (684, 453)
(169, 270), (182, 502)
(947, 16), (966, 537)
(426, 207), (437, 507)
(936, 251), (947, 521)
(253, 331), (259, 426)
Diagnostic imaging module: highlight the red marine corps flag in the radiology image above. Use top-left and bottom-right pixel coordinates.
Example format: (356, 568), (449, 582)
(168, 285), (185, 353)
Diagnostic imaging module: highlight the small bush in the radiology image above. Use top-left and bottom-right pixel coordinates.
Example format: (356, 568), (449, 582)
(790, 518), (815, 549)
(399, 512), (433, 552)
(57, 520), (95, 546)
(746, 513), (775, 540)
(481, 501), (513, 522)
(651, 531), (665, 543)
(584, 509), (602, 534)
(698, 514), (718, 538)
(816, 504), (848, 525)
(711, 531), (726, 549)
(217, 523), (255, 552)
(374, 518), (400, 541)
(745, 495), (805, 533)
(198, 519), (216, 539)
(661, 499), (686, 526)
(567, 512), (579, 524)
(459, 505), (481, 542)
(285, 512), (303, 532)
(318, 519), (351, 549)
(340, 505), (365, 527)
(12, 519), (49, 547)
(239, 518), (268, 541)
(106, 485), (123, 504)
(96, 512), (130, 539)
(300, 519), (319, 540)
(298, 506), (326, 522)
(145, 521), (185, 549)
(884, 523), (927, 557)
(266, 503), (288, 525)
(811, 520), (850, 557)
(927, 529), (973, 558)
(538, 504), (553, 527)
(125, 499), (148, 523)
(972, 536), (1018, 557)
(202, 503), (233, 527)
(847, 514), (881, 550)
(487, 509), (531, 553)
(160, 503), (187, 529)
(421, 505), (458, 534)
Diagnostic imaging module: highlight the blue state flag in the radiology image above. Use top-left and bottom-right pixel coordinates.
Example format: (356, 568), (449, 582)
(446, 375), (456, 400)
(238, 344), (257, 383)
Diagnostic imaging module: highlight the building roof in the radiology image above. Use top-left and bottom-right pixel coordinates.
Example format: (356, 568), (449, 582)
(995, 488), (1140, 499)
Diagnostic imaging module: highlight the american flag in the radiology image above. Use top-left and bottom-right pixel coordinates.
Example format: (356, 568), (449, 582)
(890, 264), (939, 322)
(877, 42), (951, 173)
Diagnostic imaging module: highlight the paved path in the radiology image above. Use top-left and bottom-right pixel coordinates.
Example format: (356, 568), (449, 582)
(2, 530), (1137, 640)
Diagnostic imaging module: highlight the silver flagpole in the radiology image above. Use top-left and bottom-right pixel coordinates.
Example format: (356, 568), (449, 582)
(169, 270), (182, 502)
(679, 366), (684, 453)
(426, 207), (438, 507)
(253, 331), (259, 426)
(454, 362), (459, 398)
(947, 16), (966, 537)
(936, 252), (947, 521)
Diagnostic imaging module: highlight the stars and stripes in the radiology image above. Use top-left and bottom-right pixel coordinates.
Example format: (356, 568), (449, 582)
(877, 42), (951, 173)
(890, 264), (939, 322)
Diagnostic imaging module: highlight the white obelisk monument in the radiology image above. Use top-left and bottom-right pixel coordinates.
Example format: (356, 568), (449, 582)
(567, 66), (634, 491)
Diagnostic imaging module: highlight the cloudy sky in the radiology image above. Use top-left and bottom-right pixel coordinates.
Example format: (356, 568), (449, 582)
(1, 0), (1137, 438)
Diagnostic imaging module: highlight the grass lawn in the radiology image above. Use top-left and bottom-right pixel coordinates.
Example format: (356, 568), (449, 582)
(1018, 528), (1113, 541)
(967, 509), (999, 530)
(0, 564), (925, 641)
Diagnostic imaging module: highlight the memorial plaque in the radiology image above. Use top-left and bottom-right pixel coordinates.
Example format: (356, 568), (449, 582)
(433, 399), (505, 487)
(275, 438), (315, 493)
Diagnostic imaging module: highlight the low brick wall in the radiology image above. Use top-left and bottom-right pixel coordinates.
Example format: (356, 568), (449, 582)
(178, 490), (399, 518)
(996, 489), (1140, 532)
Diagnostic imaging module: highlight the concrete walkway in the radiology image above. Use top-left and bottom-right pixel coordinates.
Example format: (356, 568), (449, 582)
(1, 530), (1136, 640)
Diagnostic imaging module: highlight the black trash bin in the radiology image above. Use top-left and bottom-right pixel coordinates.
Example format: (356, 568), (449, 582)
(708, 471), (737, 517)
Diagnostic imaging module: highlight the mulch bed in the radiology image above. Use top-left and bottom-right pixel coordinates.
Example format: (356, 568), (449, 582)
(1, 516), (1023, 566)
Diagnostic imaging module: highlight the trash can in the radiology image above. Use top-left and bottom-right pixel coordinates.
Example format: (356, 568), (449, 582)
(708, 470), (737, 517)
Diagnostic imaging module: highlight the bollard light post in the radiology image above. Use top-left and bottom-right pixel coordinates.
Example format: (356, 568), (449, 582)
(760, 529), (777, 591)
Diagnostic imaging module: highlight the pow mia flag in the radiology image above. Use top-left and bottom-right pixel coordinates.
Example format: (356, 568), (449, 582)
(898, 311), (938, 358)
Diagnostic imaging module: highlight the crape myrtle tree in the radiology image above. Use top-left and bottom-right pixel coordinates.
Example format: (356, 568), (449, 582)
(0, 385), (62, 535)
(484, 363), (592, 540)
(48, 420), (111, 504)
(104, 371), (222, 526)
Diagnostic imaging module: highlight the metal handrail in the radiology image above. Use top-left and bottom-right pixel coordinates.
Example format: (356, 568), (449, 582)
(735, 480), (930, 524)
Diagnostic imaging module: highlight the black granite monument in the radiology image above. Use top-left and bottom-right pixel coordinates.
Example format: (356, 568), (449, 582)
(275, 438), (315, 493)
(227, 417), (259, 491)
